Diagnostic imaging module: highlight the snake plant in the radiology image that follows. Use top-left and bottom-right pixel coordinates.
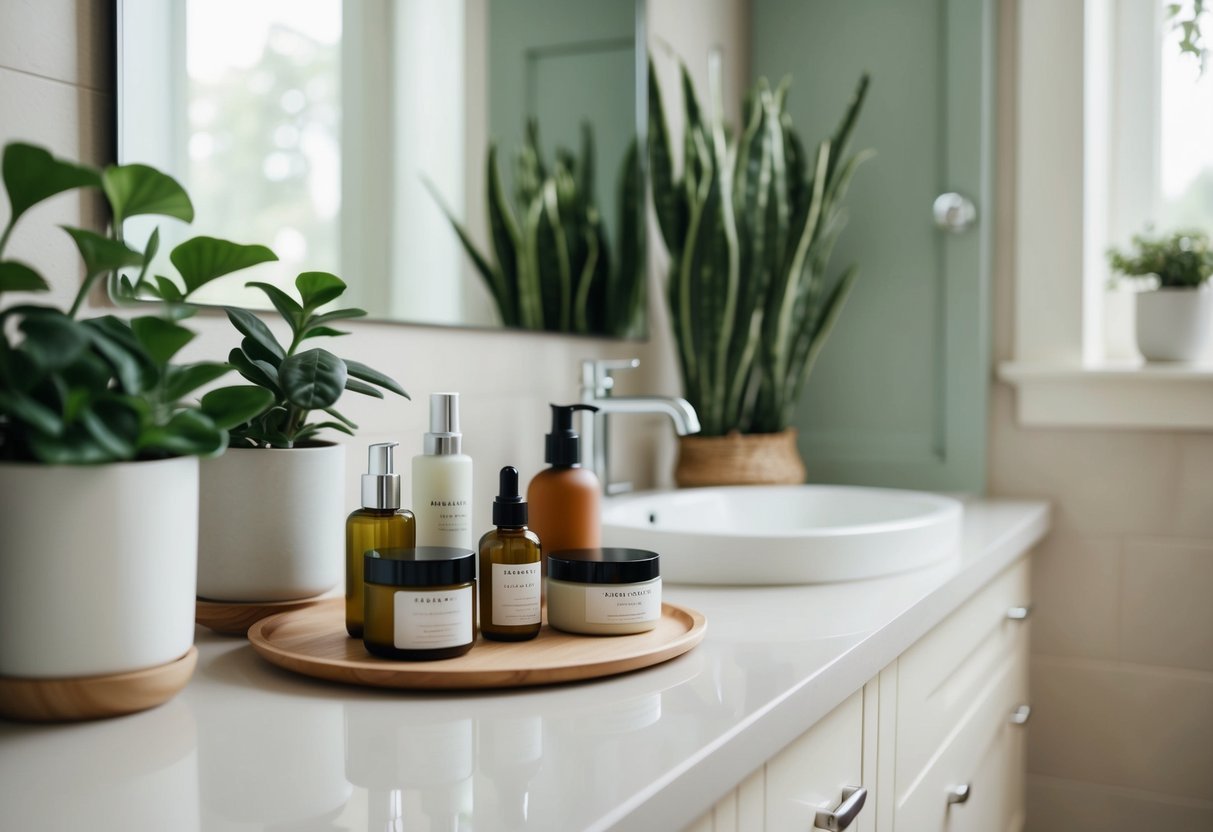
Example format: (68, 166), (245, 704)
(429, 122), (644, 338)
(648, 62), (872, 436)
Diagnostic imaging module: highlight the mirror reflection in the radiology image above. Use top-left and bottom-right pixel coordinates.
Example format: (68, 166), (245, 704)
(117, 0), (645, 337)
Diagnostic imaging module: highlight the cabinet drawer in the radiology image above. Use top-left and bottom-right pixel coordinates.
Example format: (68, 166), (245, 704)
(895, 635), (1029, 832)
(766, 689), (865, 832)
(895, 559), (1030, 787)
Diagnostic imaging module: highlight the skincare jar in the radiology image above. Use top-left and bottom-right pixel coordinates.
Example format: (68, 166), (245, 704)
(363, 547), (476, 660)
(546, 548), (661, 635)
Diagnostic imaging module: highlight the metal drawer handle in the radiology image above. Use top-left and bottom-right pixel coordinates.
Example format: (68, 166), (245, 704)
(814, 785), (868, 831)
(946, 783), (972, 805)
(1006, 604), (1034, 621)
(1009, 704), (1032, 725)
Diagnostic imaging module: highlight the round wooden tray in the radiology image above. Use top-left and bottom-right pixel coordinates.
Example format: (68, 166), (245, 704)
(0, 647), (197, 723)
(247, 598), (706, 690)
(196, 595), (329, 636)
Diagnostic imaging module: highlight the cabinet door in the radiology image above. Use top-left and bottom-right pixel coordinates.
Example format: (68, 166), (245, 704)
(766, 690), (866, 832)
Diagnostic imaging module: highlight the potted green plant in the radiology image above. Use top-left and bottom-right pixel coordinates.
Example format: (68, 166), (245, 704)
(648, 62), (872, 486)
(196, 275), (408, 602)
(1109, 229), (1213, 361)
(0, 142), (274, 714)
(428, 121), (645, 338)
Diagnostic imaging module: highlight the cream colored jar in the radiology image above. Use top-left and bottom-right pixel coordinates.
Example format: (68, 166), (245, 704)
(546, 548), (661, 635)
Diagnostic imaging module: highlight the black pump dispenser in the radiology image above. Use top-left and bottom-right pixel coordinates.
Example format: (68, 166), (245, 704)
(492, 466), (528, 527)
(545, 403), (599, 467)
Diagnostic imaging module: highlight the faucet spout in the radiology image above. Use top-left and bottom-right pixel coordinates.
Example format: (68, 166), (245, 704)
(589, 395), (701, 436)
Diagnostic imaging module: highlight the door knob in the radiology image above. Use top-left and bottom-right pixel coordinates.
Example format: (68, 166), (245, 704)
(946, 783), (972, 805)
(933, 192), (977, 233)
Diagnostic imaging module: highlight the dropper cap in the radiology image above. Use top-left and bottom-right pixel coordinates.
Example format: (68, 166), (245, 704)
(492, 466), (527, 527)
(361, 442), (401, 509)
(424, 392), (463, 455)
(544, 403), (599, 467)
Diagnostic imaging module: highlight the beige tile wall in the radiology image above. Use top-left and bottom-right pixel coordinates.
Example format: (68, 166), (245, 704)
(0, 0), (677, 534)
(991, 2), (1213, 828)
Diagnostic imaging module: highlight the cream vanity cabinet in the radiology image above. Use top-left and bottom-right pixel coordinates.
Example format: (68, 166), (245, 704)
(683, 558), (1032, 832)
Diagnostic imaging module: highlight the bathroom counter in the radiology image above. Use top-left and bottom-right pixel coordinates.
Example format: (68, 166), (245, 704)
(0, 498), (1049, 832)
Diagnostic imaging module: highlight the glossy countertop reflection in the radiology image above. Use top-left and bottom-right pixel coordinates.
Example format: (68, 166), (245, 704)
(0, 499), (1049, 832)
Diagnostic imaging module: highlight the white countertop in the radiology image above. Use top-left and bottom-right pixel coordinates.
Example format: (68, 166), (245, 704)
(0, 498), (1049, 832)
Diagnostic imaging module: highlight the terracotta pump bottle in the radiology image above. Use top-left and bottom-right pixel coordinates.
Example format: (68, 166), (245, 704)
(527, 403), (601, 554)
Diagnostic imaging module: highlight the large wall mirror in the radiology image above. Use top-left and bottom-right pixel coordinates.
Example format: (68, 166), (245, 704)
(117, 0), (647, 338)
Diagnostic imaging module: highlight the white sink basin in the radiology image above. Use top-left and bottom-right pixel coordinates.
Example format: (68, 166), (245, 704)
(601, 485), (963, 585)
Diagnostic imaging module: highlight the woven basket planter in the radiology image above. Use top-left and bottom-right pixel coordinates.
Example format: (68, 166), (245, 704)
(674, 428), (807, 487)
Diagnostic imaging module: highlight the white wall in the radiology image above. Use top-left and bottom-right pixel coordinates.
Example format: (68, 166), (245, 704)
(992, 2), (1213, 829)
(0, 0), (669, 535)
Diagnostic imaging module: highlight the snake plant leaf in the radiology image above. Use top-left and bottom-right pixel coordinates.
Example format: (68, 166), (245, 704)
(826, 74), (872, 188)
(573, 226), (599, 333)
(130, 315), (195, 366)
(280, 347), (347, 410)
(611, 139), (645, 337)
(295, 271), (346, 311)
(199, 385), (276, 431)
(535, 181), (573, 331)
(2, 143), (100, 229)
(647, 60), (686, 254)
(486, 146), (521, 326)
(163, 361), (233, 401)
(170, 236), (277, 296)
(101, 163), (194, 226)
(787, 265), (857, 423)
(344, 358), (408, 398)
(424, 177), (506, 317)
(0, 261), (48, 293)
(225, 307), (285, 361)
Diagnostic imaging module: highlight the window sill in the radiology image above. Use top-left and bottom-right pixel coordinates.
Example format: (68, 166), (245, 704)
(997, 360), (1213, 430)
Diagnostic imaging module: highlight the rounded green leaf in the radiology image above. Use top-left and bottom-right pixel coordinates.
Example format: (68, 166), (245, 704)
(200, 385), (275, 430)
(102, 163), (194, 226)
(0, 260), (49, 293)
(279, 348), (347, 411)
(295, 271), (346, 310)
(62, 226), (143, 278)
(3, 143), (101, 225)
(170, 236), (277, 295)
(130, 316), (195, 366)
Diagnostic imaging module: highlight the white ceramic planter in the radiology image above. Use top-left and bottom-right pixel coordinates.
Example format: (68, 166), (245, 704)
(0, 457), (199, 679)
(197, 443), (345, 601)
(1135, 287), (1213, 362)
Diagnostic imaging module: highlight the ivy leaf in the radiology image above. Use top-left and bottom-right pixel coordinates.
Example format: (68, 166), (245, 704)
(101, 163), (194, 226)
(0, 260), (49, 293)
(170, 236), (277, 295)
(2, 143), (101, 226)
(279, 348), (346, 410)
(130, 316), (195, 365)
(295, 271), (346, 311)
(199, 385), (275, 430)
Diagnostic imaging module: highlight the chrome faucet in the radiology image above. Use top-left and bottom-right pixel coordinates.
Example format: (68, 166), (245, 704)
(579, 358), (700, 494)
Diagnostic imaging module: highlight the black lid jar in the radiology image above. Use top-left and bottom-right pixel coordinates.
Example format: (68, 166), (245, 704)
(546, 548), (661, 635)
(363, 547), (476, 660)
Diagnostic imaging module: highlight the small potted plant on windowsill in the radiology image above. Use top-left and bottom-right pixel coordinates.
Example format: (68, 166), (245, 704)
(1108, 229), (1213, 362)
(0, 142), (275, 718)
(195, 276), (408, 603)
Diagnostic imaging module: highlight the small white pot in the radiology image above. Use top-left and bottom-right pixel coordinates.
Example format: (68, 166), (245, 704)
(197, 443), (345, 601)
(0, 456), (198, 679)
(1135, 286), (1213, 362)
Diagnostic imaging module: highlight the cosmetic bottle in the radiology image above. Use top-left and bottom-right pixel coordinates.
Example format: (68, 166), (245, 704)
(527, 403), (601, 554)
(412, 393), (474, 550)
(479, 466), (542, 641)
(346, 442), (415, 638)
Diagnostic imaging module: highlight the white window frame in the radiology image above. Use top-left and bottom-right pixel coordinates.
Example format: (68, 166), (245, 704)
(998, 0), (1213, 430)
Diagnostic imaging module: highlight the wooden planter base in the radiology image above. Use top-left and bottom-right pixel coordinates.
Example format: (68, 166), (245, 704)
(675, 428), (806, 487)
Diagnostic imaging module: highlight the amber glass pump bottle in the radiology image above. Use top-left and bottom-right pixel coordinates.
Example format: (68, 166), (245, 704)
(527, 403), (601, 555)
(479, 466), (542, 641)
(346, 442), (415, 638)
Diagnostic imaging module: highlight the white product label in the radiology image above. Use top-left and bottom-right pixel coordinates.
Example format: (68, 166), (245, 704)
(491, 562), (541, 626)
(584, 579), (662, 625)
(393, 587), (472, 649)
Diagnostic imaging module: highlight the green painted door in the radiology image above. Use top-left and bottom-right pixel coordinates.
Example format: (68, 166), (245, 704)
(752, 0), (993, 492)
